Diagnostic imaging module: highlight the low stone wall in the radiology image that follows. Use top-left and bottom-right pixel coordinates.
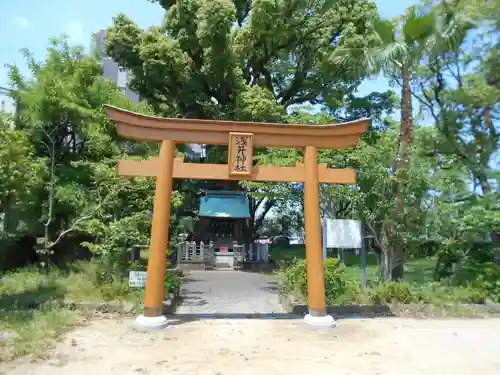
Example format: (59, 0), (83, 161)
(279, 291), (500, 318)
(279, 293), (395, 317)
(10, 292), (181, 316)
(62, 292), (180, 315)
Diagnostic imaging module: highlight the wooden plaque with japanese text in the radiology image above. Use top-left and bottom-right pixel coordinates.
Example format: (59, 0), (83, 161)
(228, 132), (253, 176)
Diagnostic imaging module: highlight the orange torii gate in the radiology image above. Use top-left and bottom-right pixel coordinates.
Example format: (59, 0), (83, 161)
(106, 105), (369, 329)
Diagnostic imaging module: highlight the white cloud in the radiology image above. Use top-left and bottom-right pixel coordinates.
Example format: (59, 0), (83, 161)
(65, 21), (86, 45)
(12, 16), (32, 29)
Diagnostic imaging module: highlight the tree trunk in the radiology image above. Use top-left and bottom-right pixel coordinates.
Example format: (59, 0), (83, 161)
(391, 250), (405, 281)
(392, 63), (414, 281)
(44, 144), (56, 248)
(478, 104), (493, 196)
(400, 64), (413, 148)
(380, 226), (392, 281)
(381, 251), (392, 281)
(252, 198), (274, 238)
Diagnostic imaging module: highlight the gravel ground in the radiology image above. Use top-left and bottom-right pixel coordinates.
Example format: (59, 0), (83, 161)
(3, 317), (500, 375)
(3, 271), (500, 374)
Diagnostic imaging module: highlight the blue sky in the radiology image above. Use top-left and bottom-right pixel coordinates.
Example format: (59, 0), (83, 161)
(0, 0), (418, 90)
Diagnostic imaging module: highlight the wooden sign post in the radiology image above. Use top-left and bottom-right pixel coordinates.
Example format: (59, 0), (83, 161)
(106, 105), (369, 329)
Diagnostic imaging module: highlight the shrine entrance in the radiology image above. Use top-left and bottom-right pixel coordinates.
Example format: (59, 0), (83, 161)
(177, 190), (254, 271)
(106, 105), (368, 329)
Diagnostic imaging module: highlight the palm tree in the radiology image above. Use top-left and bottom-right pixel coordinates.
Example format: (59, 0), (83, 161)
(334, 5), (436, 169)
(332, 6), (435, 280)
(334, 2), (478, 280)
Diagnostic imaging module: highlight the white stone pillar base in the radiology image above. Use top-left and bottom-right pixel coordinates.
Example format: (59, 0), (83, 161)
(304, 313), (336, 327)
(134, 315), (168, 330)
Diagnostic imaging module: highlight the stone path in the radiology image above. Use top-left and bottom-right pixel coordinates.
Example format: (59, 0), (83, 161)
(175, 270), (284, 315)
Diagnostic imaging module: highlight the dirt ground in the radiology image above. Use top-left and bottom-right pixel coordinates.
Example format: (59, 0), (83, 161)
(2, 317), (500, 375)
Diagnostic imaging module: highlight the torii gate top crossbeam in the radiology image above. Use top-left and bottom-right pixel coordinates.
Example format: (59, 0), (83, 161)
(105, 105), (370, 149)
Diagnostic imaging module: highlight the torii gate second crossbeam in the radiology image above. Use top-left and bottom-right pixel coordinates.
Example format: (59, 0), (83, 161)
(106, 105), (369, 329)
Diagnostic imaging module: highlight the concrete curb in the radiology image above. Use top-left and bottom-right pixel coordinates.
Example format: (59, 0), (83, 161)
(279, 293), (395, 317)
(62, 292), (181, 315)
(14, 292), (181, 316)
(279, 291), (500, 318)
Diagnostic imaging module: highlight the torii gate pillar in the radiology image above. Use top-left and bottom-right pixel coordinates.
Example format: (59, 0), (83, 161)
(303, 145), (334, 326)
(135, 140), (175, 329)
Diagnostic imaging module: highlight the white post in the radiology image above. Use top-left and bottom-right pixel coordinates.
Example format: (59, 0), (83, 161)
(262, 243), (269, 262)
(321, 219), (327, 263)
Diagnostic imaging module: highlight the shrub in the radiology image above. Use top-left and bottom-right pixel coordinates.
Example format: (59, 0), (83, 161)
(475, 262), (500, 303)
(440, 243), (500, 302)
(434, 242), (463, 280)
(413, 282), (487, 305)
(278, 258), (308, 300)
(278, 256), (495, 307)
(368, 281), (487, 306)
(279, 258), (348, 303)
(164, 271), (180, 295)
(436, 242), (499, 282)
(368, 282), (413, 304)
(323, 258), (349, 303)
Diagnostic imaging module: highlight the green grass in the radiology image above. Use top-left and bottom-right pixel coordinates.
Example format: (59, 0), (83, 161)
(269, 245), (307, 261)
(270, 245), (436, 285)
(404, 257), (436, 284)
(0, 262), (145, 303)
(0, 303), (84, 361)
(0, 261), (146, 361)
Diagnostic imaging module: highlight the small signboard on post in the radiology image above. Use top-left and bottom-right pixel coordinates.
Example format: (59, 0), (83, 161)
(129, 271), (147, 288)
(321, 219), (366, 291)
(323, 219), (362, 249)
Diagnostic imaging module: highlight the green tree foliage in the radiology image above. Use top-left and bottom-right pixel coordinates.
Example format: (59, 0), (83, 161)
(406, 2), (500, 287)
(410, 0), (499, 197)
(103, 0), (382, 235)
(4, 37), (163, 274)
(0, 127), (45, 239)
(107, 0), (380, 119)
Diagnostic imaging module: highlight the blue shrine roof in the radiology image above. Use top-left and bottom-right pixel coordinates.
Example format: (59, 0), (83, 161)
(199, 190), (251, 219)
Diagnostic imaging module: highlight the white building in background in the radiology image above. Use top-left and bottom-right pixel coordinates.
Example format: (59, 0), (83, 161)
(91, 29), (140, 103)
(91, 29), (204, 160)
(0, 86), (16, 130)
(0, 86), (16, 115)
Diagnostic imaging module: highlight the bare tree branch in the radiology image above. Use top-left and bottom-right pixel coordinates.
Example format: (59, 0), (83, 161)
(47, 189), (114, 249)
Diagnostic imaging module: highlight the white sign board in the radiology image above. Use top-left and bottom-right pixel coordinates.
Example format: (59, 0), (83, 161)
(128, 271), (147, 288)
(324, 219), (362, 249)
